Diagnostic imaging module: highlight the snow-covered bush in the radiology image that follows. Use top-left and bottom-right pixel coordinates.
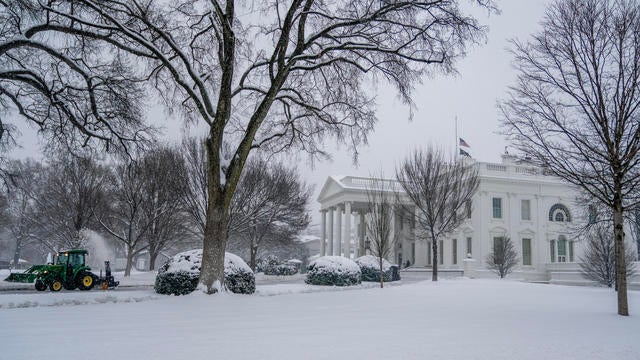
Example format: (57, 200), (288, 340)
(305, 256), (361, 286)
(355, 255), (393, 282)
(264, 263), (298, 276)
(256, 255), (280, 273)
(155, 250), (255, 295)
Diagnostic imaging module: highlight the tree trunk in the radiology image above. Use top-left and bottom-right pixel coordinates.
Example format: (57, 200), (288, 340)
(124, 246), (135, 277)
(199, 188), (230, 293)
(613, 190), (629, 316)
(250, 243), (258, 272)
(379, 258), (384, 288)
(12, 245), (20, 270)
(149, 251), (158, 271)
(431, 234), (438, 282)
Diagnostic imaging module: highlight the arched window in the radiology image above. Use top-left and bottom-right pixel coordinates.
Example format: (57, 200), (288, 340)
(549, 203), (571, 222)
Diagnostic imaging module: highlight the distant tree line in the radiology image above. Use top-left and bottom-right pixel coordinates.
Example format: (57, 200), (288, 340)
(0, 140), (311, 276)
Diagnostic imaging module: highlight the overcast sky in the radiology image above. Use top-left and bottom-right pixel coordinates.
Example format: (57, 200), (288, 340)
(9, 0), (555, 232)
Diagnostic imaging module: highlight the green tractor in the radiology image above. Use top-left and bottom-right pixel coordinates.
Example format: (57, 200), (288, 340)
(4, 249), (119, 291)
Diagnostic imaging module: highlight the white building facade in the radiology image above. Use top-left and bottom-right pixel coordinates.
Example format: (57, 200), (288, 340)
(317, 154), (638, 283)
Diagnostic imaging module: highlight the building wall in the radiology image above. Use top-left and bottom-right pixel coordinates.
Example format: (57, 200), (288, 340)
(404, 157), (585, 281)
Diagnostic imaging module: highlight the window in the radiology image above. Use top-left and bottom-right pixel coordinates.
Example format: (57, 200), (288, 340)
(427, 241), (432, 265)
(569, 240), (574, 262)
(439, 240), (444, 265)
(522, 238), (532, 266)
(465, 200), (472, 219)
(452, 239), (457, 265)
(411, 242), (416, 265)
(493, 236), (505, 254)
(550, 240), (556, 263)
(588, 204), (597, 224)
(558, 236), (567, 262)
(549, 204), (571, 222)
(466, 237), (472, 257)
(492, 198), (502, 219)
(521, 200), (531, 221)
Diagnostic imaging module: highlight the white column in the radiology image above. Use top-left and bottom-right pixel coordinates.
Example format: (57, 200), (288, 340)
(327, 207), (334, 256)
(358, 211), (367, 256)
(336, 205), (342, 256)
(389, 206), (396, 263)
(344, 202), (352, 259)
(320, 210), (327, 256)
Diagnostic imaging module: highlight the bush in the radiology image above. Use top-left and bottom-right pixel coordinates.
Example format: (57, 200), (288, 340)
(355, 255), (393, 282)
(305, 256), (361, 286)
(154, 270), (198, 296)
(264, 263), (298, 276)
(256, 255), (280, 273)
(155, 250), (255, 295)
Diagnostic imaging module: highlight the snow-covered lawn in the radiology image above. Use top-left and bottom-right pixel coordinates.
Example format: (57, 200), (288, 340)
(0, 279), (638, 360)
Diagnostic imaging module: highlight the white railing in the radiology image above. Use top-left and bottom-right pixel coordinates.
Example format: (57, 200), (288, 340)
(486, 164), (507, 172)
(341, 176), (404, 191)
(480, 163), (551, 179)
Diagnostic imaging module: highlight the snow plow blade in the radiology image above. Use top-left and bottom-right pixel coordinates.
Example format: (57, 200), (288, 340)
(4, 270), (38, 283)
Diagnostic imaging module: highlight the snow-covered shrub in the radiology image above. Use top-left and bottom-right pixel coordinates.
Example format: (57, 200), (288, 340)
(256, 255), (280, 273)
(264, 263), (298, 276)
(390, 264), (401, 281)
(224, 253), (256, 294)
(355, 255), (393, 282)
(155, 250), (255, 295)
(305, 256), (361, 286)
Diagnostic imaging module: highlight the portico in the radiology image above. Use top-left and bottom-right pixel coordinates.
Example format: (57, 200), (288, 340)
(316, 176), (415, 264)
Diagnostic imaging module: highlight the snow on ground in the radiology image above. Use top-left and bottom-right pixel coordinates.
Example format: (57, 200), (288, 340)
(0, 278), (638, 360)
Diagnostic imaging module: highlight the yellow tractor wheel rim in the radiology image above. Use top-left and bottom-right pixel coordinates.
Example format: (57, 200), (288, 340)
(83, 276), (93, 287)
(52, 282), (62, 291)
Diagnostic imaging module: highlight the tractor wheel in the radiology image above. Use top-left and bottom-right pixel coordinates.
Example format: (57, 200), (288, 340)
(49, 278), (63, 292)
(77, 272), (95, 290)
(35, 280), (46, 291)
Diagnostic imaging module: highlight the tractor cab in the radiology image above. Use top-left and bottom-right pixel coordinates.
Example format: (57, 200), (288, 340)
(56, 250), (87, 267)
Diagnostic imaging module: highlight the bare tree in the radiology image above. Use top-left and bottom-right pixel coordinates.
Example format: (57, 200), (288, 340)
(500, 0), (640, 315)
(181, 137), (209, 240)
(140, 146), (191, 270)
(98, 161), (150, 276)
(0, 2), (152, 160)
(228, 159), (311, 271)
(33, 155), (110, 250)
(486, 237), (518, 279)
(396, 147), (479, 281)
(365, 175), (398, 288)
(4, 159), (42, 265)
(24, 0), (495, 293)
(580, 222), (637, 288)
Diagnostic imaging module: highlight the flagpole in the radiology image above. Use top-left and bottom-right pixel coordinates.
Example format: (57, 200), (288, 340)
(455, 115), (458, 158)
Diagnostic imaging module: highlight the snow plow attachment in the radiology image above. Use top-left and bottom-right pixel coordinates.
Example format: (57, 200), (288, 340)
(4, 265), (48, 283)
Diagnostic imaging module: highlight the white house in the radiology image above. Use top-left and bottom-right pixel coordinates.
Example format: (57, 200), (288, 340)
(316, 153), (639, 285)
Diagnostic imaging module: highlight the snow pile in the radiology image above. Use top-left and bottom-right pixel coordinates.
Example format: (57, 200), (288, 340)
(355, 255), (393, 282)
(305, 256), (361, 286)
(155, 250), (255, 295)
